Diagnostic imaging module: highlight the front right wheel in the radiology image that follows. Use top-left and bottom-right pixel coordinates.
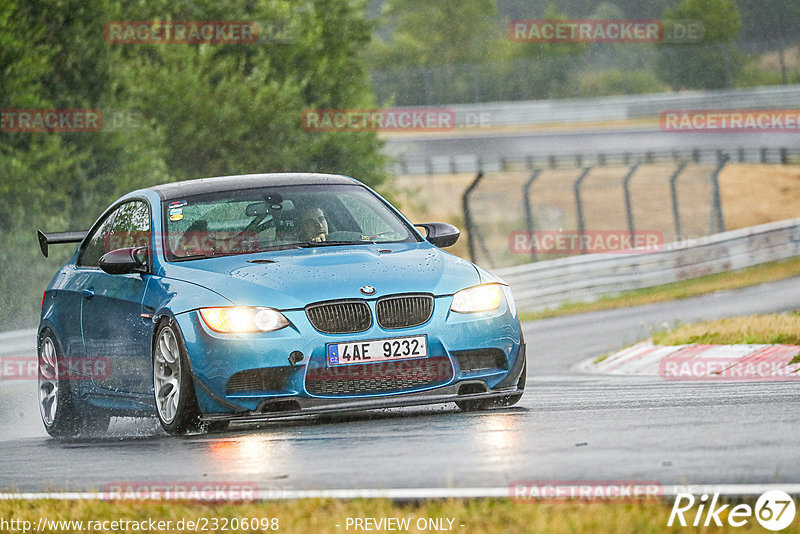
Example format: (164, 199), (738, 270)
(153, 321), (202, 435)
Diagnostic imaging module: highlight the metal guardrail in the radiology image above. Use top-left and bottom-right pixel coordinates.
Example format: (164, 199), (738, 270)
(392, 146), (800, 176)
(444, 85), (800, 128)
(494, 218), (800, 312)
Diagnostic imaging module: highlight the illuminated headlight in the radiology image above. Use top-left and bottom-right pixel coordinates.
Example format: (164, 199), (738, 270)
(199, 307), (290, 333)
(450, 284), (504, 313)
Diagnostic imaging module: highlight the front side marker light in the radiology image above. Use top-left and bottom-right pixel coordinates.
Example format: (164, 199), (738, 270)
(450, 284), (504, 313)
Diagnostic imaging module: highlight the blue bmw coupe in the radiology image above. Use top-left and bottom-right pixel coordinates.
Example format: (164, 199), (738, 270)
(37, 173), (526, 436)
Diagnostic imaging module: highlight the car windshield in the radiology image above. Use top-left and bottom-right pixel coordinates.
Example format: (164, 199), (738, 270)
(162, 184), (418, 260)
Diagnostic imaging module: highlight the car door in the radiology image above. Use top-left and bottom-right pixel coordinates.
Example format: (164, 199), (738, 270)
(77, 200), (154, 395)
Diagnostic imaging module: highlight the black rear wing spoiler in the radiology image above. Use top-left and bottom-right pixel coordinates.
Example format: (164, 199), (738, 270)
(37, 230), (88, 258)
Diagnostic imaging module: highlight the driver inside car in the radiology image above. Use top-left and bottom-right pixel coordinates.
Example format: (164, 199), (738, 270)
(298, 207), (329, 243)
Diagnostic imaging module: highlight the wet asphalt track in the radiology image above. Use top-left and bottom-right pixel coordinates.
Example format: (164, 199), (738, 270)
(1, 277), (799, 494)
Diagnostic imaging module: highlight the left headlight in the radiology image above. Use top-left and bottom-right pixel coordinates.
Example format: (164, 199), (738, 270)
(450, 284), (504, 313)
(199, 307), (290, 333)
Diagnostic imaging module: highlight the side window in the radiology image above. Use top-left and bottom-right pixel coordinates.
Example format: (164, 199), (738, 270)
(77, 201), (151, 268)
(77, 210), (118, 268)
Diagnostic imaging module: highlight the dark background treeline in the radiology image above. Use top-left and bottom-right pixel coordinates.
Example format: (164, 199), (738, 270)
(368, 0), (800, 104)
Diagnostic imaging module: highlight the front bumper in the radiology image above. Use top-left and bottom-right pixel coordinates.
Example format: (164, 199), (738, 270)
(174, 290), (523, 415)
(200, 379), (524, 423)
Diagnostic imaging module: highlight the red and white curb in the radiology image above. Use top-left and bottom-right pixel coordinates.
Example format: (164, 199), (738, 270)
(582, 341), (800, 381)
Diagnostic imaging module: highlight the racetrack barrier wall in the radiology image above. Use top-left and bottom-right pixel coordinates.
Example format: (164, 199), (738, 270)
(493, 218), (800, 312)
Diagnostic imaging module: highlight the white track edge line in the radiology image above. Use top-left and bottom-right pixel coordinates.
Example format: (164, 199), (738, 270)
(2, 485), (800, 500)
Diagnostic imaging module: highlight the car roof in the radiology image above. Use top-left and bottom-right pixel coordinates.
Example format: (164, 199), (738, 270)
(149, 173), (360, 201)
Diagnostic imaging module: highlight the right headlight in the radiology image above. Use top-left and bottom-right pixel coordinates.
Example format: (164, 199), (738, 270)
(450, 284), (504, 313)
(199, 307), (289, 333)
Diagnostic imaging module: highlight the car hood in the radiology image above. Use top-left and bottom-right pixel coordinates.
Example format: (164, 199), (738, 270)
(160, 242), (480, 309)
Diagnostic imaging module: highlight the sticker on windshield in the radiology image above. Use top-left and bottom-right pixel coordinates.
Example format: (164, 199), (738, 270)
(168, 200), (187, 209)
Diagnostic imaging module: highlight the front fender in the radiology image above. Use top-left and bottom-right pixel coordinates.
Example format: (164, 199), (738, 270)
(145, 276), (234, 321)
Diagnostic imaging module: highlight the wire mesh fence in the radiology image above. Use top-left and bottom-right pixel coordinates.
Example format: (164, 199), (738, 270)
(461, 161), (725, 269)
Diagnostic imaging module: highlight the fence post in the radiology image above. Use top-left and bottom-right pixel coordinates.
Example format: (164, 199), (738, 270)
(622, 163), (640, 240)
(710, 154), (728, 234)
(522, 169), (543, 263)
(669, 161), (689, 241)
(573, 167), (593, 255)
(462, 171), (486, 264)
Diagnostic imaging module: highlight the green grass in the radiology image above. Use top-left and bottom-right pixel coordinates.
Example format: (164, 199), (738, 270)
(651, 313), (800, 346)
(0, 498), (794, 533)
(519, 257), (800, 321)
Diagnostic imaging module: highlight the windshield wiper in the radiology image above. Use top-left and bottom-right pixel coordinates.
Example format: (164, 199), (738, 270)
(303, 240), (375, 247)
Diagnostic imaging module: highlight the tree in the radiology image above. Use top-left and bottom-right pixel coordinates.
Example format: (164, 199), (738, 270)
(736, 0), (800, 84)
(366, 0), (510, 103)
(0, 0), (387, 327)
(116, 0), (386, 185)
(656, 0), (743, 90)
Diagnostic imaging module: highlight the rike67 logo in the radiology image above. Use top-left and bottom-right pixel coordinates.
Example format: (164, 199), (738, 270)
(669, 491), (796, 530)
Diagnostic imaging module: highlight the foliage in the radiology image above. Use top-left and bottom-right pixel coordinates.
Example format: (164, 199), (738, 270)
(656, 0), (744, 90)
(0, 0), (387, 328)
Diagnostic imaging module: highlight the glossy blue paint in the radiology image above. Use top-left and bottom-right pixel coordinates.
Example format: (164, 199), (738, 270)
(38, 174), (524, 420)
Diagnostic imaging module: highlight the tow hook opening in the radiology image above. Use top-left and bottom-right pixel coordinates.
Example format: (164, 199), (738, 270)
(457, 382), (488, 396)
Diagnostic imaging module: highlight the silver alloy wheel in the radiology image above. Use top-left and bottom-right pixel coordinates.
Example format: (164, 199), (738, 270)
(38, 337), (59, 427)
(154, 326), (182, 424)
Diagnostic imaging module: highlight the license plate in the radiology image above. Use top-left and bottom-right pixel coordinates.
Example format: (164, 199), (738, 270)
(327, 335), (428, 366)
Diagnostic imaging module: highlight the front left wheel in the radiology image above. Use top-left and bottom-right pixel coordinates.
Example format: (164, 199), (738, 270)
(153, 321), (202, 435)
(39, 333), (78, 437)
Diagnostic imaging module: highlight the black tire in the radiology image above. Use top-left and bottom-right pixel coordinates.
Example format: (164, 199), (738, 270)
(38, 331), (82, 438)
(153, 320), (202, 435)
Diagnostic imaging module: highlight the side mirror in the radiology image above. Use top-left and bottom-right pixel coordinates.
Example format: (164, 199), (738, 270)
(99, 247), (148, 275)
(415, 223), (460, 248)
